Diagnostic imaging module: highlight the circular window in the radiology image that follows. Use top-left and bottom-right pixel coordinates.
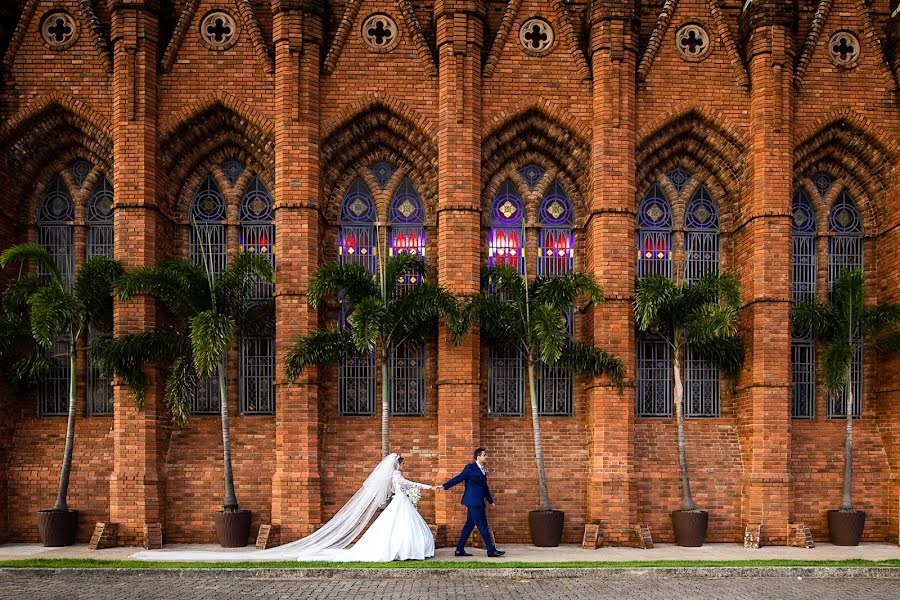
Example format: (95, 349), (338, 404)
(519, 18), (554, 55)
(362, 14), (400, 53)
(828, 31), (860, 67)
(200, 11), (239, 51)
(675, 23), (711, 62)
(41, 11), (78, 51)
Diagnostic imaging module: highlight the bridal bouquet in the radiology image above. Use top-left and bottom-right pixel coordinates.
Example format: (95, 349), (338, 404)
(405, 487), (421, 509)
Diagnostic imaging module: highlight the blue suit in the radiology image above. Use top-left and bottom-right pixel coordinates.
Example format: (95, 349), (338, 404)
(442, 462), (497, 554)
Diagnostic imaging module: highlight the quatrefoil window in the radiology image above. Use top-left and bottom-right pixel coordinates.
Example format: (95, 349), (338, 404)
(362, 14), (400, 53)
(828, 31), (860, 67)
(675, 24), (711, 62)
(200, 11), (238, 51)
(519, 18), (554, 55)
(41, 11), (78, 51)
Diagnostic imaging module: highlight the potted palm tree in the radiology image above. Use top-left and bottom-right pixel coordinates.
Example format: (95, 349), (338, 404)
(93, 251), (274, 547)
(0, 244), (122, 546)
(793, 268), (900, 546)
(469, 263), (624, 547)
(284, 245), (463, 458)
(633, 272), (744, 546)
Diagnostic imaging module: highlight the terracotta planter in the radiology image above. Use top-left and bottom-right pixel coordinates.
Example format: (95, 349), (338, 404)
(37, 509), (78, 547)
(528, 509), (564, 547)
(671, 510), (708, 547)
(828, 509), (865, 546)
(214, 509), (251, 548)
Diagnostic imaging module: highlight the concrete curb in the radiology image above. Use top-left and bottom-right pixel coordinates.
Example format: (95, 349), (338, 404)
(1, 567), (898, 579)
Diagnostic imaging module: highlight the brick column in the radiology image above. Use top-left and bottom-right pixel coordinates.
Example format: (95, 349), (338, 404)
(433, 0), (484, 536)
(737, 2), (794, 544)
(270, 0), (323, 540)
(108, 0), (166, 547)
(585, 2), (639, 545)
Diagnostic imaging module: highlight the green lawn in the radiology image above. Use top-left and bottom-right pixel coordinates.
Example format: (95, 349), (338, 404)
(0, 558), (897, 569)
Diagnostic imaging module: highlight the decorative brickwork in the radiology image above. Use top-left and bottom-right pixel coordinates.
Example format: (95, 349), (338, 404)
(89, 522), (118, 550)
(787, 523), (815, 548)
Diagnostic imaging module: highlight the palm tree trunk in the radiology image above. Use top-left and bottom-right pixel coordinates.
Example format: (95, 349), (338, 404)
(528, 361), (552, 511)
(52, 337), (78, 512)
(673, 348), (696, 511)
(218, 360), (239, 511)
(841, 364), (854, 511)
(381, 349), (390, 458)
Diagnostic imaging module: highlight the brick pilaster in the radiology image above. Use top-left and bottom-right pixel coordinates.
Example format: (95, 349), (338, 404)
(108, 0), (167, 547)
(737, 2), (795, 544)
(433, 0), (485, 534)
(585, 1), (639, 545)
(270, 0), (324, 540)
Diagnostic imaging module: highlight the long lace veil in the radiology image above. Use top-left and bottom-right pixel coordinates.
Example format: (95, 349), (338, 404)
(133, 453), (399, 561)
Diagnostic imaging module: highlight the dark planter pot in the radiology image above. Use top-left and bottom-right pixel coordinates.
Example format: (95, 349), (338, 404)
(828, 510), (865, 546)
(528, 510), (565, 547)
(37, 509), (78, 547)
(671, 510), (708, 547)
(214, 509), (251, 548)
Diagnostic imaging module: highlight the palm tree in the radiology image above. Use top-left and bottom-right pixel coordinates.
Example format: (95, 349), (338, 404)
(0, 244), (122, 531)
(93, 252), (274, 517)
(469, 264), (624, 514)
(284, 249), (463, 458)
(793, 268), (900, 514)
(633, 273), (744, 514)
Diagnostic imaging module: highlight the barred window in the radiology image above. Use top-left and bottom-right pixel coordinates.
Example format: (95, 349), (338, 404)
(239, 176), (275, 415)
(86, 176), (115, 416)
(536, 181), (574, 416)
(827, 190), (863, 419)
(190, 175), (227, 414)
(388, 177), (426, 416)
(791, 189), (816, 418)
(338, 177), (377, 416)
(683, 185), (720, 418)
(636, 185), (674, 417)
(487, 180), (525, 416)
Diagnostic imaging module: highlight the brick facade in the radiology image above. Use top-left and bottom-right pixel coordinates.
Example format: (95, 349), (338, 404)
(0, 0), (898, 547)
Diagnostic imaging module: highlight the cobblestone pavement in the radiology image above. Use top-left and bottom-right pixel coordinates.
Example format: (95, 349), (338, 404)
(0, 571), (898, 600)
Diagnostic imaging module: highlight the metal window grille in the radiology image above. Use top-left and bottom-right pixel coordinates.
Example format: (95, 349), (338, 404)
(87, 332), (113, 416)
(87, 177), (114, 258)
(37, 177), (74, 289)
(487, 180), (525, 416)
(636, 336), (673, 417)
(69, 159), (92, 188)
(389, 340), (426, 415)
(39, 337), (70, 416)
(239, 176), (275, 300)
(190, 175), (227, 414)
(827, 190), (863, 418)
(684, 186), (720, 417)
(339, 178), (377, 416)
(636, 185), (672, 280)
(791, 190), (817, 418)
(239, 337), (274, 414)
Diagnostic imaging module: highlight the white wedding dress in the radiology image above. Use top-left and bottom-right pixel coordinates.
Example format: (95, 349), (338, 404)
(132, 453), (434, 562)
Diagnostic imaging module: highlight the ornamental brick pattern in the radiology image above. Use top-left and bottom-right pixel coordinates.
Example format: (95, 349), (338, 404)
(0, 0), (898, 549)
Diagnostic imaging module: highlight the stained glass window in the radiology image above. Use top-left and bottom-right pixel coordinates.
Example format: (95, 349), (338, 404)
(388, 178), (426, 416)
(339, 178), (376, 416)
(520, 164), (544, 191)
(487, 180), (525, 416)
(86, 176), (114, 416)
(69, 159), (92, 188)
(791, 190), (816, 418)
(239, 176), (275, 415)
(536, 181), (574, 416)
(221, 159), (244, 186)
(371, 161), (395, 190)
(827, 190), (863, 419)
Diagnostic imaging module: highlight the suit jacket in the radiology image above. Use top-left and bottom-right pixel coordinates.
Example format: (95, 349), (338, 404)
(443, 462), (494, 507)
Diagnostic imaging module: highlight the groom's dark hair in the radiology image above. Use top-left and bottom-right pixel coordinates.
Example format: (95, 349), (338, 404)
(473, 447), (487, 460)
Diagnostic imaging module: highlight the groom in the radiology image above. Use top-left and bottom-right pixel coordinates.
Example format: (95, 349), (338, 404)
(438, 447), (505, 557)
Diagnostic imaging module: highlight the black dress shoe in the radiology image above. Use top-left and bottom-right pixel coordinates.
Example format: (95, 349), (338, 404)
(487, 550), (506, 557)
(454, 551), (473, 557)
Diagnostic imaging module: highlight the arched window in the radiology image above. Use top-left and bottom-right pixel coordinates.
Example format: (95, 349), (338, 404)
(37, 177), (75, 416)
(536, 181), (574, 416)
(791, 189), (816, 418)
(487, 180), (525, 416)
(683, 186), (721, 418)
(338, 178), (377, 416)
(239, 176), (275, 415)
(190, 175), (227, 414)
(827, 190), (863, 418)
(636, 185), (673, 417)
(86, 176), (115, 416)
(388, 177), (426, 416)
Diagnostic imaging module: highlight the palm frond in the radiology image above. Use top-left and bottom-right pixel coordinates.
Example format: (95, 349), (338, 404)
(821, 339), (855, 393)
(531, 272), (603, 312)
(468, 292), (524, 351)
(634, 275), (678, 333)
(308, 262), (378, 308)
(164, 355), (196, 426)
(7, 354), (57, 388)
(388, 282), (460, 345)
(92, 330), (190, 406)
(284, 328), (355, 382)
(482, 265), (527, 306)
(531, 304), (566, 366)
(236, 299), (275, 338)
(190, 310), (236, 379)
(863, 303), (900, 337)
(686, 303), (739, 346)
(870, 329), (900, 354)
(347, 297), (385, 354)
(384, 253), (426, 301)
(27, 285), (81, 346)
(75, 256), (124, 327)
(831, 268), (865, 337)
(0, 243), (61, 286)
(689, 334), (744, 377)
(557, 341), (625, 392)
(0, 315), (34, 354)
(213, 251), (274, 318)
(116, 260), (211, 320)
(2, 275), (43, 315)
(792, 301), (839, 341)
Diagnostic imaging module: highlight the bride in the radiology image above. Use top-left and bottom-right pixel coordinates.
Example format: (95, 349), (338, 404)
(133, 453), (436, 562)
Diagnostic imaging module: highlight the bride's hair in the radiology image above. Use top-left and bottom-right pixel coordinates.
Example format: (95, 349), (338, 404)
(395, 456), (404, 468)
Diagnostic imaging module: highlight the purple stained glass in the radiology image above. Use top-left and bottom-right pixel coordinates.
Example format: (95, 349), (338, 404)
(540, 181), (573, 226)
(520, 164), (544, 190)
(685, 186), (718, 230)
(221, 159), (244, 186)
(638, 185), (672, 229)
(492, 180), (523, 224)
(792, 189), (816, 234)
(389, 179), (424, 224)
(371, 161), (395, 190)
(341, 177), (376, 224)
(667, 167), (690, 193)
(813, 172), (833, 197)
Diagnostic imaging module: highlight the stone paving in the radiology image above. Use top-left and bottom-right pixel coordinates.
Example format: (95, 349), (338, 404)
(0, 570), (898, 600)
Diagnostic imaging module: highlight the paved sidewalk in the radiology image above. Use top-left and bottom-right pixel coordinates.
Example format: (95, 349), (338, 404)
(0, 542), (898, 563)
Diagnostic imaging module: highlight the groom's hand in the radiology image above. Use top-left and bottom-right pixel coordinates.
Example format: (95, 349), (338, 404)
(489, 502), (495, 508)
